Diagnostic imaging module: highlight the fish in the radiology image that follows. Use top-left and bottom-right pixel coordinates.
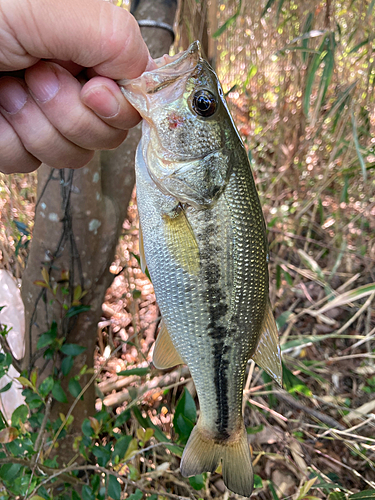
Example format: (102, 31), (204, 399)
(119, 41), (282, 497)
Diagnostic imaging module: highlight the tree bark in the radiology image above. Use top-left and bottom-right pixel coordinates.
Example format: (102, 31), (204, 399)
(21, 0), (177, 465)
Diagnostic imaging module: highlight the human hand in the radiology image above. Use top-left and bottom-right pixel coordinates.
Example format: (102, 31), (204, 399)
(0, 0), (151, 174)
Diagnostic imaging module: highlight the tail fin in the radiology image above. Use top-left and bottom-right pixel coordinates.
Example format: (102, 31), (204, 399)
(180, 425), (254, 497)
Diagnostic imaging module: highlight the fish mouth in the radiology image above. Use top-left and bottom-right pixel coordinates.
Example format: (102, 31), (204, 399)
(118, 41), (203, 104)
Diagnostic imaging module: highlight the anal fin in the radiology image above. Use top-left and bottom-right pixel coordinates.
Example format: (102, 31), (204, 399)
(153, 319), (184, 369)
(251, 300), (282, 386)
(138, 221), (147, 273)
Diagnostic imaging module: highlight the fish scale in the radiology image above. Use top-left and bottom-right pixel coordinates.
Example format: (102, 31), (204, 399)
(119, 41), (282, 497)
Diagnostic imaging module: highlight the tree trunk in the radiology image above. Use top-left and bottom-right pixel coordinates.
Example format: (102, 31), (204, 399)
(21, 0), (177, 465)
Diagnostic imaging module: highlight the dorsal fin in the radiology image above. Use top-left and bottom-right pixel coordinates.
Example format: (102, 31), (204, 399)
(251, 301), (282, 386)
(153, 319), (184, 369)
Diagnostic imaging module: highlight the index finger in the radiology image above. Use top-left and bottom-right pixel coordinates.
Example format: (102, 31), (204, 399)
(0, 0), (149, 79)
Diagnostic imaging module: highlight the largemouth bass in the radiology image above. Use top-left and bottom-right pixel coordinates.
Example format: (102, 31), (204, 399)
(119, 41), (282, 497)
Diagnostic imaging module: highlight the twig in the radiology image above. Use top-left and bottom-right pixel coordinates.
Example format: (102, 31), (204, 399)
(33, 395), (52, 452)
(304, 442), (375, 488)
(345, 324), (375, 352)
(24, 396), (53, 498)
(275, 390), (345, 430)
(97, 367), (191, 409)
(248, 398), (288, 422)
(242, 360), (255, 413)
(334, 291), (375, 336)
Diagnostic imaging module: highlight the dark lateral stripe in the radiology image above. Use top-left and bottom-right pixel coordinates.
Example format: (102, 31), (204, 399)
(199, 209), (231, 439)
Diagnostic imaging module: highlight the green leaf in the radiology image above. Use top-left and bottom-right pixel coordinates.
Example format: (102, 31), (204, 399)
(65, 305), (91, 318)
(82, 485), (96, 500)
(301, 12), (314, 63)
(175, 388), (196, 423)
(93, 445), (111, 467)
(127, 489), (143, 500)
(114, 410), (130, 427)
(329, 493), (347, 500)
(61, 355), (74, 376)
(60, 344), (87, 356)
(254, 475), (263, 488)
(11, 404), (28, 426)
(351, 110), (367, 181)
(116, 367), (150, 377)
(303, 51), (322, 116)
(213, 0), (242, 38)
(295, 477), (318, 500)
(283, 363), (312, 397)
(276, 0), (286, 21)
(349, 38), (369, 54)
(131, 253), (151, 280)
(36, 321), (58, 349)
(261, 0), (276, 18)
(0, 463), (22, 482)
(82, 418), (94, 437)
(112, 435), (132, 461)
(189, 474), (206, 490)
(108, 475), (122, 500)
(174, 388), (197, 442)
(276, 310), (292, 329)
(68, 378), (82, 399)
(319, 47), (334, 106)
(269, 480), (281, 499)
(14, 221), (29, 236)
(349, 490), (375, 500)
(246, 424), (264, 434)
(38, 376), (54, 397)
(16, 376), (35, 390)
(0, 381), (12, 394)
(52, 381), (68, 403)
(243, 64), (257, 90)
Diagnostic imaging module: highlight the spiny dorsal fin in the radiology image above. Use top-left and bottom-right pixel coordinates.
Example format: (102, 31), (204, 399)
(163, 209), (199, 275)
(138, 221), (147, 273)
(251, 300), (282, 386)
(153, 319), (184, 369)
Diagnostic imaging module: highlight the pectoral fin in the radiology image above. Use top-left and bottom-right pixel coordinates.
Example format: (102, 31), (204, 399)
(138, 221), (147, 273)
(153, 319), (184, 369)
(251, 301), (282, 386)
(163, 208), (199, 275)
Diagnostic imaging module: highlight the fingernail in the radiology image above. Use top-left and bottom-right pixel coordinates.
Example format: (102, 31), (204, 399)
(0, 78), (28, 114)
(28, 62), (60, 103)
(82, 86), (120, 118)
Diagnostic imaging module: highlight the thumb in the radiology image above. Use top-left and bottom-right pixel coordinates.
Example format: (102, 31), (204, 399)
(0, 0), (149, 79)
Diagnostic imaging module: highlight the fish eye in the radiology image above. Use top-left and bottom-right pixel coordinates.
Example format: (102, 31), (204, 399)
(192, 90), (217, 117)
